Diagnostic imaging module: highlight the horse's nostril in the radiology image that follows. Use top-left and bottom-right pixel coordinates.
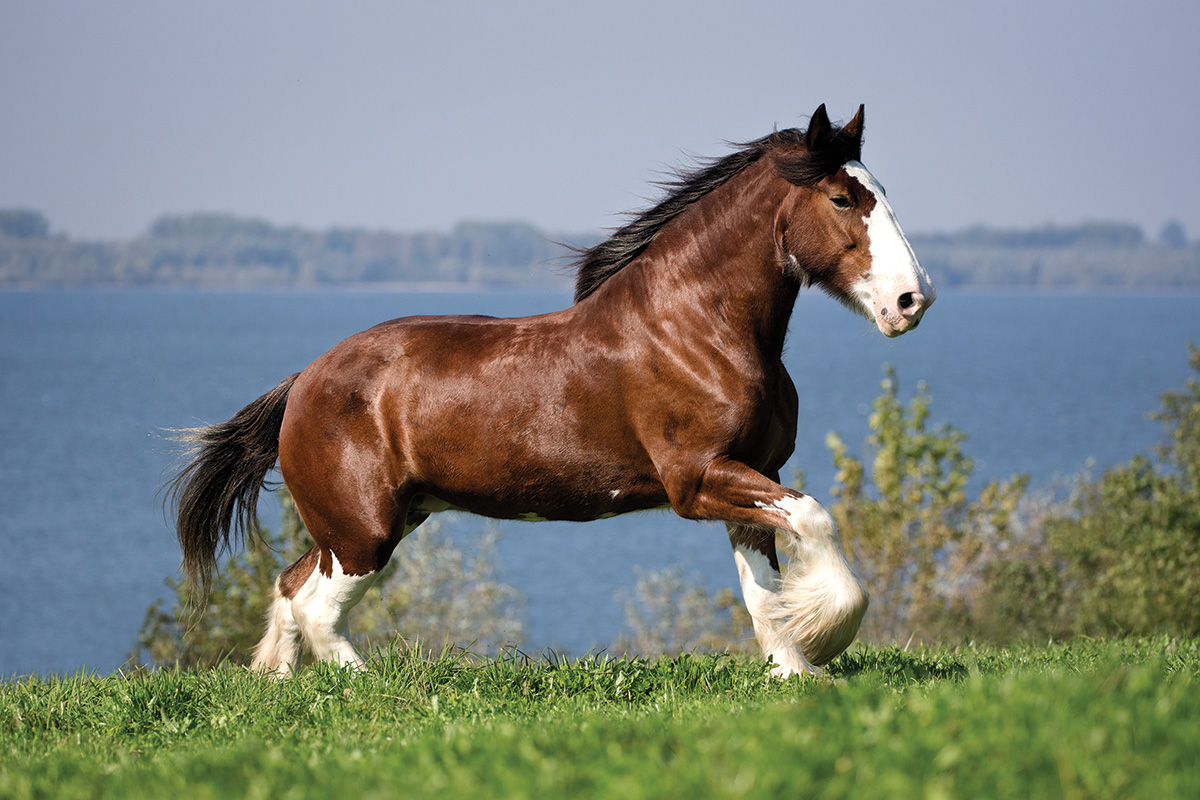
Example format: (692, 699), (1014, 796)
(898, 292), (916, 311)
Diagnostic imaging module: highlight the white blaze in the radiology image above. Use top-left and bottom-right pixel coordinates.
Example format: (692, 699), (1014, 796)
(841, 160), (934, 334)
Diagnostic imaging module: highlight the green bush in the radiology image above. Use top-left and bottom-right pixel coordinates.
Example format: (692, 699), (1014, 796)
(821, 366), (1041, 644)
(613, 566), (754, 657)
(817, 349), (1200, 644)
(133, 489), (524, 669)
(1042, 345), (1200, 637)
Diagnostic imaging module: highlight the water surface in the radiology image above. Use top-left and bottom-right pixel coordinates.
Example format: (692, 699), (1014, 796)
(1, 289), (1196, 675)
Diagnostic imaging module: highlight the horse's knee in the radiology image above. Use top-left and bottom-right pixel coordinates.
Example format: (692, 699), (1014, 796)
(766, 493), (837, 541)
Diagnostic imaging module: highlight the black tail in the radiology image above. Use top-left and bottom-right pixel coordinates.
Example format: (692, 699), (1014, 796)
(167, 374), (300, 606)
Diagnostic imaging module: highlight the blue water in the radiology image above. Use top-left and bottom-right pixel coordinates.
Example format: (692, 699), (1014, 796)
(1, 288), (1198, 676)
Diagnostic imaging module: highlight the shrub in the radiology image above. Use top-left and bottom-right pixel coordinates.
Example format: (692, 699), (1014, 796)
(823, 366), (1044, 644)
(613, 566), (754, 658)
(1042, 345), (1200, 636)
(133, 489), (524, 669)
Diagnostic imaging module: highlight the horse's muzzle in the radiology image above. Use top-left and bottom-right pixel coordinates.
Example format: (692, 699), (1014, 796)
(875, 285), (935, 337)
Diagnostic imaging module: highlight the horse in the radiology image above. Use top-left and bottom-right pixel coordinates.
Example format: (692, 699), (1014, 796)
(169, 103), (935, 677)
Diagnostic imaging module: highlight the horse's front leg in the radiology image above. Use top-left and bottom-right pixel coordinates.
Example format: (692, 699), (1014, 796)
(726, 523), (815, 677)
(666, 457), (868, 674)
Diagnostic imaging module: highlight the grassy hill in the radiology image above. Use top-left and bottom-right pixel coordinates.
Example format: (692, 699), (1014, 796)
(2, 639), (1196, 798)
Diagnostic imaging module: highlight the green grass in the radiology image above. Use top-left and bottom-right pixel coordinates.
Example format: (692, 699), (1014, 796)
(3, 639), (1197, 799)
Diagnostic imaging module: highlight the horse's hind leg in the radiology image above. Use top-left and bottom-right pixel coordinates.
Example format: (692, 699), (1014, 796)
(250, 548), (318, 676)
(265, 373), (425, 671)
(278, 496), (427, 671)
(287, 546), (383, 669)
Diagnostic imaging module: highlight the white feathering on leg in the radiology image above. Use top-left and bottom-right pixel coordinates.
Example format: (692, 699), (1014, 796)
(288, 551), (379, 670)
(732, 544), (816, 677)
(755, 495), (869, 667)
(250, 578), (302, 677)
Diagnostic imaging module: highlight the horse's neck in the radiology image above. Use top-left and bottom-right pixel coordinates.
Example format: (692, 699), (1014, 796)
(627, 161), (799, 361)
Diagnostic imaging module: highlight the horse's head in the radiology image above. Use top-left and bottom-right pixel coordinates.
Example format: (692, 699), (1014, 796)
(775, 104), (935, 337)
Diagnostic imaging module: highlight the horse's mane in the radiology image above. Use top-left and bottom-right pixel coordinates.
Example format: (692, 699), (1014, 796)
(572, 122), (861, 302)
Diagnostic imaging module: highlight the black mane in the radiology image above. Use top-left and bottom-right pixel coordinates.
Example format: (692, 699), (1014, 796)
(572, 123), (861, 302)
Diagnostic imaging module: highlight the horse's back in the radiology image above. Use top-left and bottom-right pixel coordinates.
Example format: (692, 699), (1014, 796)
(277, 309), (669, 522)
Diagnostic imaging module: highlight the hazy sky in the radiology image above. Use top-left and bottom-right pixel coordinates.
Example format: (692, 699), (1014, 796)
(2, 1), (1197, 240)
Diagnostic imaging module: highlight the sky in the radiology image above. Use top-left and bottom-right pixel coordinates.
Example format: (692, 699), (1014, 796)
(2, 1), (1197, 241)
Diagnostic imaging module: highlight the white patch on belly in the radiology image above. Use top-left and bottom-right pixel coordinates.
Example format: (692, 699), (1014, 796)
(413, 495), (460, 514)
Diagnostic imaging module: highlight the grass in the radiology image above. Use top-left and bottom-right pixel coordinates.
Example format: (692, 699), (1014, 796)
(2, 638), (1198, 799)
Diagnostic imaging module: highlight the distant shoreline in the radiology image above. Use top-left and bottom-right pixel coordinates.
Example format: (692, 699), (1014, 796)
(2, 210), (1197, 290)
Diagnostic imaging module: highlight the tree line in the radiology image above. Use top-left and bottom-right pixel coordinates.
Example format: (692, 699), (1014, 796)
(0, 209), (595, 288)
(912, 220), (1199, 289)
(1, 207), (1196, 289)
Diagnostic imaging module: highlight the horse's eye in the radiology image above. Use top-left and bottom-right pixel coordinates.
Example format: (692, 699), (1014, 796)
(831, 196), (852, 209)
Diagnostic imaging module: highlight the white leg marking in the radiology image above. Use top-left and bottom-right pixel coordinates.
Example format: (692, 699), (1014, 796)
(250, 578), (302, 677)
(289, 551), (380, 670)
(752, 495), (869, 668)
(732, 545), (816, 678)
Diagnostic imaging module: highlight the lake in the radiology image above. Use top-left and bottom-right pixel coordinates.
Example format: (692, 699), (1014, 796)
(2, 288), (1198, 676)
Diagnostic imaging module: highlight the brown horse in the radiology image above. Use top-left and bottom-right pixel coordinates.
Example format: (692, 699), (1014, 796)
(170, 104), (934, 677)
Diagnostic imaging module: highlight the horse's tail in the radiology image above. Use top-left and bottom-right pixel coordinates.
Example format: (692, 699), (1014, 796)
(167, 373), (300, 606)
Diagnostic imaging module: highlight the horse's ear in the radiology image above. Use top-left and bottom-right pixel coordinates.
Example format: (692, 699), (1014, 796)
(842, 104), (865, 148)
(806, 103), (833, 151)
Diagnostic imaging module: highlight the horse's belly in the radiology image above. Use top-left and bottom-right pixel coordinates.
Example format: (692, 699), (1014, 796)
(411, 464), (670, 523)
